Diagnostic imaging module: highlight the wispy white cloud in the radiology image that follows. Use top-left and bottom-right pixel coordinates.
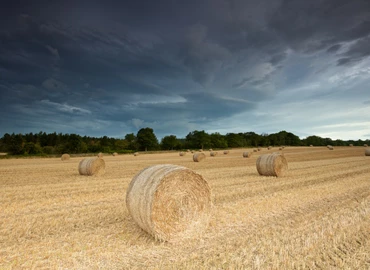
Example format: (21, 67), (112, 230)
(39, 99), (91, 114)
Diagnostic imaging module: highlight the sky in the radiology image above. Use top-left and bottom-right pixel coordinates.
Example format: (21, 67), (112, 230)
(0, 0), (370, 140)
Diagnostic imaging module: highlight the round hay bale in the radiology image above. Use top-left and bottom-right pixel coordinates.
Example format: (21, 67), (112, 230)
(193, 153), (206, 162)
(279, 147), (283, 150)
(78, 157), (105, 176)
(365, 148), (370, 156)
(210, 151), (218, 157)
(199, 149), (203, 152)
(364, 144), (368, 147)
(327, 145), (334, 150)
(179, 152), (186, 156)
(253, 149), (257, 152)
(310, 145), (313, 147)
(258, 148), (261, 151)
(223, 150), (229, 155)
(243, 152), (252, 158)
(256, 153), (288, 177)
(209, 148), (213, 151)
(113, 152), (118, 156)
(126, 164), (212, 241)
(191, 151), (194, 153)
(349, 144), (353, 147)
(187, 149), (191, 152)
(134, 152), (139, 156)
(268, 146), (272, 150)
(61, 153), (70, 161)
(97, 152), (104, 158)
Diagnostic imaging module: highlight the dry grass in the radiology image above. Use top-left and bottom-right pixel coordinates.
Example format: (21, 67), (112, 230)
(1, 147), (370, 269)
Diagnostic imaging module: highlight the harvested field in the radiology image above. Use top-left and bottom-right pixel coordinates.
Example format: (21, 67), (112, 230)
(1, 147), (369, 269)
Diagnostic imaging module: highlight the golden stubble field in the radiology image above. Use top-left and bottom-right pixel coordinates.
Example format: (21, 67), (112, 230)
(0, 147), (369, 269)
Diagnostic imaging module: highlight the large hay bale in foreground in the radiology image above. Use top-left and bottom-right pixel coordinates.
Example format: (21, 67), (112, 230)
(193, 153), (206, 162)
(365, 148), (370, 156)
(61, 153), (70, 161)
(97, 152), (104, 158)
(210, 151), (218, 157)
(78, 157), (105, 176)
(126, 164), (212, 241)
(256, 153), (288, 177)
(243, 152), (252, 158)
(179, 152), (186, 156)
(223, 150), (229, 155)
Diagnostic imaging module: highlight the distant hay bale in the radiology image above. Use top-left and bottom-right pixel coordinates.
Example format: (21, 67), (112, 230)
(210, 151), (218, 157)
(191, 151), (194, 153)
(253, 149), (257, 152)
(365, 148), (370, 156)
(199, 149), (203, 152)
(365, 144), (368, 147)
(310, 145), (313, 147)
(223, 150), (229, 155)
(349, 144), (353, 147)
(209, 149), (213, 151)
(279, 147), (283, 150)
(113, 152), (118, 156)
(187, 149), (190, 152)
(134, 152), (139, 156)
(327, 145), (334, 150)
(258, 148), (261, 151)
(256, 153), (288, 177)
(179, 152), (186, 156)
(243, 152), (252, 158)
(268, 146), (272, 150)
(126, 164), (212, 242)
(97, 152), (104, 158)
(78, 157), (105, 176)
(61, 153), (70, 161)
(193, 153), (206, 162)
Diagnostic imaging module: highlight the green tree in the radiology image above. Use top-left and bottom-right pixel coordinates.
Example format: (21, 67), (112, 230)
(185, 130), (211, 149)
(9, 134), (25, 155)
(210, 132), (228, 148)
(137, 128), (159, 151)
(125, 133), (139, 150)
(161, 135), (180, 150)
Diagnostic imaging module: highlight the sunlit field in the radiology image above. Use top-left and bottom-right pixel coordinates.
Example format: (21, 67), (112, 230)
(1, 147), (369, 269)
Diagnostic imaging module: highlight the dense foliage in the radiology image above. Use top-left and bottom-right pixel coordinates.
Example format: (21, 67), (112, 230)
(0, 129), (368, 156)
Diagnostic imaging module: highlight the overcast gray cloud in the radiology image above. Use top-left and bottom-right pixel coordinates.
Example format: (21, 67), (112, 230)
(0, 0), (369, 140)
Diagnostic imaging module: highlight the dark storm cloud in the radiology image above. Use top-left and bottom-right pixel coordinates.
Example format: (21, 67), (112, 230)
(268, 0), (370, 53)
(337, 36), (370, 66)
(1, 0), (370, 138)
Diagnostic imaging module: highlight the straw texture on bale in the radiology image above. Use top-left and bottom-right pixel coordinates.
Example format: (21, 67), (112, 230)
(210, 151), (218, 157)
(78, 157), (105, 176)
(61, 154), (70, 161)
(365, 148), (370, 156)
(256, 153), (288, 177)
(243, 152), (252, 158)
(193, 153), (206, 162)
(179, 152), (186, 156)
(223, 150), (229, 155)
(126, 164), (212, 241)
(97, 152), (104, 158)
(134, 152), (139, 156)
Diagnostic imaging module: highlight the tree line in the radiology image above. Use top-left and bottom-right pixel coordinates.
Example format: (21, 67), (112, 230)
(0, 128), (368, 156)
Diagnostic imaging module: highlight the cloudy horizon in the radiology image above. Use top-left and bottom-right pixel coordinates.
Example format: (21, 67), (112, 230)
(1, 0), (370, 140)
